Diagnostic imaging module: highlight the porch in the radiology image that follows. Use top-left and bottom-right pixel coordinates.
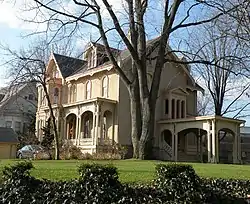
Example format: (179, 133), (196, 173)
(158, 115), (245, 164)
(62, 97), (117, 153)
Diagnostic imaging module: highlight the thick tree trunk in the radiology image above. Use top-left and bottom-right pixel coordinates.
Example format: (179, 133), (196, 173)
(129, 84), (141, 158)
(138, 98), (155, 159)
(42, 84), (60, 160)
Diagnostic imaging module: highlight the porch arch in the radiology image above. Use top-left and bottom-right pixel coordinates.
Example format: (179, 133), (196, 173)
(80, 111), (94, 139)
(218, 128), (235, 163)
(66, 113), (77, 139)
(103, 110), (113, 140)
(177, 128), (207, 162)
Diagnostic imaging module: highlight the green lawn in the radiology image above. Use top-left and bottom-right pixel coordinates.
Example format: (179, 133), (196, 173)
(1, 159), (250, 183)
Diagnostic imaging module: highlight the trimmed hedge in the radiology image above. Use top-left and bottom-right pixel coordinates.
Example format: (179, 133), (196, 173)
(0, 162), (250, 203)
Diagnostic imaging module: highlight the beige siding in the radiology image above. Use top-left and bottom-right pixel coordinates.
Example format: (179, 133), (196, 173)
(117, 77), (131, 145)
(186, 91), (197, 116)
(0, 144), (17, 159)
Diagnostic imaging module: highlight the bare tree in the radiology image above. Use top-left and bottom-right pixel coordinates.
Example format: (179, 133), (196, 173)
(0, 38), (76, 160)
(190, 20), (250, 118)
(13, 0), (248, 159)
(197, 92), (213, 116)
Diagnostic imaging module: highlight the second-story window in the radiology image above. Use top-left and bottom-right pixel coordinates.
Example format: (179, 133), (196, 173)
(53, 88), (59, 104)
(86, 81), (91, 99)
(69, 84), (77, 103)
(102, 76), (108, 98)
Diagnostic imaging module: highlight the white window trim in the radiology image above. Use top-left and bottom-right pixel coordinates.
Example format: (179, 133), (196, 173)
(86, 80), (92, 99)
(102, 76), (109, 98)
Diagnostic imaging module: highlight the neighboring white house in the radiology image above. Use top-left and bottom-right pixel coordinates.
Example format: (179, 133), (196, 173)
(0, 82), (37, 133)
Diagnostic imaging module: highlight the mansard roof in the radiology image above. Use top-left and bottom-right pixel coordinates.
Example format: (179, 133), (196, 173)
(53, 53), (86, 78)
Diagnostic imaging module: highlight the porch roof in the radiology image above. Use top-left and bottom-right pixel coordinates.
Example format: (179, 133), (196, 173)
(63, 97), (117, 108)
(158, 115), (245, 125)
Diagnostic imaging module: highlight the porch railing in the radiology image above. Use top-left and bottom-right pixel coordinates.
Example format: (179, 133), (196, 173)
(79, 138), (93, 146)
(163, 142), (172, 159)
(98, 138), (113, 145)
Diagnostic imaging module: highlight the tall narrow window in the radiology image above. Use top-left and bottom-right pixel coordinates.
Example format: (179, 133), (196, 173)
(69, 84), (77, 103)
(171, 99), (175, 119)
(86, 81), (91, 99)
(53, 88), (59, 104)
(181, 100), (185, 118)
(165, 99), (169, 114)
(176, 100), (180, 119)
(73, 85), (77, 102)
(102, 76), (108, 97)
(88, 51), (93, 68)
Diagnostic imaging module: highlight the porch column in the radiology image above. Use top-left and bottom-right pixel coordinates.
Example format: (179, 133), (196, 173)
(99, 114), (103, 143)
(174, 133), (178, 161)
(174, 124), (178, 161)
(95, 102), (100, 146)
(75, 116), (79, 146)
(65, 118), (68, 140)
(207, 121), (211, 163)
(237, 125), (241, 163)
(211, 119), (218, 163)
(199, 133), (203, 162)
(92, 114), (96, 145)
(233, 124), (241, 164)
(112, 106), (115, 144)
(78, 116), (82, 146)
(171, 131), (175, 161)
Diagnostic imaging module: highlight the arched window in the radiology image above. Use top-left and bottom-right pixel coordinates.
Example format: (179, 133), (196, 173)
(53, 87), (59, 104)
(69, 84), (77, 103)
(102, 76), (108, 97)
(86, 81), (91, 99)
(73, 85), (77, 102)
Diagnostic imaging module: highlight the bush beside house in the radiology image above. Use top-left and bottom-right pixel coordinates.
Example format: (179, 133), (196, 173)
(0, 162), (250, 203)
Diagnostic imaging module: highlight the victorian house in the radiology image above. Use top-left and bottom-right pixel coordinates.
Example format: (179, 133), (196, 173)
(36, 40), (244, 163)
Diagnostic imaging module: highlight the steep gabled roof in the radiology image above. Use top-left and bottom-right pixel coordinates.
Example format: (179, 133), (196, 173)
(0, 127), (19, 143)
(0, 83), (27, 109)
(53, 53), (87, 78)
(88, 41), (121, 53)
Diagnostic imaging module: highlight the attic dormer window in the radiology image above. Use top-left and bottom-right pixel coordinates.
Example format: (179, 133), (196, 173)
(53, 70), (59, 78)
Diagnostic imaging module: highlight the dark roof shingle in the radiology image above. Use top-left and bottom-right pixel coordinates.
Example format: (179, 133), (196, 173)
(53, 53), (87, 78)
(0, 127), (19, 143)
